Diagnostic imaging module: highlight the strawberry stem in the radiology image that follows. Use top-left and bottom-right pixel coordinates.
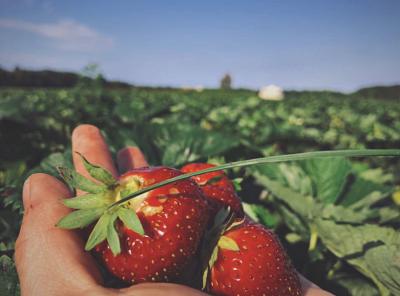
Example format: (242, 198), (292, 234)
(109, 149), (400, 209)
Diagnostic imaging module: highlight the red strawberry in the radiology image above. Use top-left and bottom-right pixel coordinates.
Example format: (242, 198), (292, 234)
(57, 158), (209, 285)
(181, 163), (244, 219)
(207, 218), (301, 296)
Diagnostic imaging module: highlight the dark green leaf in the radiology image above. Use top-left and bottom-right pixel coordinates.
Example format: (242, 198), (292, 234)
(0, 255), (20, 296)
(340, 177), (391, 206)
(213, 207), (231, 230)
(56, 208), (104, 229)
(301, 157), (352, 204)
(316, 220), (400, 295)
(243, 202), (277, 228)
(253, 172), (317, 218)
(332, 272), (379, 296)
(39, 151), (73, 177)
(152, 123), (239, 166)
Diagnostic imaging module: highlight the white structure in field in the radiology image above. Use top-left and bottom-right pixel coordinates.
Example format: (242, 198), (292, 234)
(258, 85), (284, 100)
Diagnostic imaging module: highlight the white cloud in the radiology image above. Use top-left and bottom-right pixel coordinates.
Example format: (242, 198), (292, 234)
(0, 18), (114, 52)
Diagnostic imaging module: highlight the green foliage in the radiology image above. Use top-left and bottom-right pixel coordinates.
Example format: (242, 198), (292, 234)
(0, 255), (20, 296)
(0, 86), (399, 294)
(250, 157), (399, 294)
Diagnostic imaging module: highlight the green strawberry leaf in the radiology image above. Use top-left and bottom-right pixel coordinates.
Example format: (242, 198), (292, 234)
(212, 207), (232, 231)
(200, 208), (234, 291)
(85, 213), (111, 251)
(77, 152), (116, 186)
(301, 157), (352, 204)
(218, 235), (239, 251)
(107, 213), (121, 256)
(63, 192), (113, 210)
(208, 246), (219, 272)
(339, 176), (391, 206)
(56, 208), (104, 229)
(202, 266), (209, 290)
(58, 166), (106, 193)
(331, 271), (380, 296)
(117, 207), (144, 235)
(316, 220), (400, 295)
(202, 246), (219, 290)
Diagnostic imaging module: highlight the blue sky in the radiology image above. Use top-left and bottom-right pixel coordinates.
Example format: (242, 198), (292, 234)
(0, 0), (399, 91)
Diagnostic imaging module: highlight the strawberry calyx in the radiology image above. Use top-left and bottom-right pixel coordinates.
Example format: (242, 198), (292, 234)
(56, 153), (145, 256)
(200, 207), (244, 290)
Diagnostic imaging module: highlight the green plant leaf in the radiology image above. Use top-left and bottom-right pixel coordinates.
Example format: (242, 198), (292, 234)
(209, 246), (219, 269)
(63, 192), (113, 210)
(202, 266), (209, 290)
(232, 177), (243, 192)
(253, 173), (316, 219)
(301, 157), (352, 204)
(39, 151), (73, 177)
(243, 202), (277, 228)
(152, 123), (239, 166)
(77, 152), (116, 186)
(85, 213), (111, 251)
(58, 166), (106, 193)
(332, 272), (380, 296)
(202, 246), (219, 289)
(56, 208), (104, 229)
(213, 207), (232, 230)
(285, 233), (303, 244)
(0, 255), (20, 296)
(340, 177), (391, 206)
(107, 214), (121, 256)
(218, 236), (239, 251)
(117, 207), (144, 235)
(316, 220), (400, 295)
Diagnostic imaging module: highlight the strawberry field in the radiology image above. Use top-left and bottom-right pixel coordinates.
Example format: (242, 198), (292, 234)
(1, 86), (400, 295)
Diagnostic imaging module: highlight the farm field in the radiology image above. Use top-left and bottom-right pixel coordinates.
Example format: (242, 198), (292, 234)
(1, 86), (399, 295)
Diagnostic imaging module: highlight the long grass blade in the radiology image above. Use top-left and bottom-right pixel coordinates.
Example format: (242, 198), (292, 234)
(109, 149), (400, 209)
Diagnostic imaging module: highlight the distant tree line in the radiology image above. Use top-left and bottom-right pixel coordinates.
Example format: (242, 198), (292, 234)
(0, 66), (399, 100)
(0, 67), (132, 88)
(353, 85), (400, 101)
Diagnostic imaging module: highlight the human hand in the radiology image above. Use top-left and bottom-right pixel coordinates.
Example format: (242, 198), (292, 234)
(15, 124), (333, 296)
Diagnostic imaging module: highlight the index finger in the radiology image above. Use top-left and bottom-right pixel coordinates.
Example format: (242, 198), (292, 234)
(72, 124), (118, 195)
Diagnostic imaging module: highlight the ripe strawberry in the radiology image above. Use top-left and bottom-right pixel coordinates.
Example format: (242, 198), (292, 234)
(181, 163), (244, 219)
(206, 218), (301, 296)
(57, 156), (209, 285)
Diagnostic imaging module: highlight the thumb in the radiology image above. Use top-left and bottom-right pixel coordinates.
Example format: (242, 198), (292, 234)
(15, 173), (102, 295)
